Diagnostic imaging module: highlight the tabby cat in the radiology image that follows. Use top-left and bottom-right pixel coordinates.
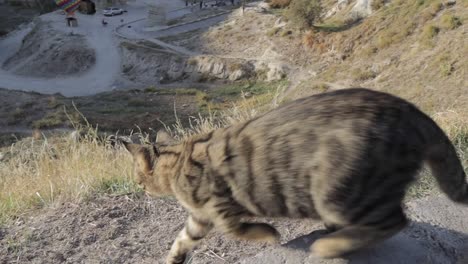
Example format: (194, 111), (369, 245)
(124, 88), (467, 264)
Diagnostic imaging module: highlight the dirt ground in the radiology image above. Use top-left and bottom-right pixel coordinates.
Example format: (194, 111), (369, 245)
(1, 194), (467, 264)
(0, 193), (319, 264)
(241, 195), (468, 264)
(0, 88), (199, 147)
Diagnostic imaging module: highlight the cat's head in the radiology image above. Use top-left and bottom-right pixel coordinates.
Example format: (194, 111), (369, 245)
(123, 131), (177, 196)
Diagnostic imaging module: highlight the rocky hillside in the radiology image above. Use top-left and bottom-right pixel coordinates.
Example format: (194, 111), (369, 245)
(2, 22), (96, 78)
(171, 0), (467, 116)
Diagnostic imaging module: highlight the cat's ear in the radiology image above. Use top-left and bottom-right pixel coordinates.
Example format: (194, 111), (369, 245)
(123, 141), (141, 156)
(156, 130), (176, 145)
(123, 142), (154, 175)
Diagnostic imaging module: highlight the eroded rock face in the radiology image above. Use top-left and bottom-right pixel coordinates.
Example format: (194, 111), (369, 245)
(121, 42), (289, 85)
(351, 0), (373, 17)
(264, 62), (288, 82)
(325, 0), (350, 18)
(326, 0), (380, 19)
(181, 55), (288, 83)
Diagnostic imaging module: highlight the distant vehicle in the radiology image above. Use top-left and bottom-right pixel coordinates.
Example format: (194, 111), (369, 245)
(103, 7), (125, 16)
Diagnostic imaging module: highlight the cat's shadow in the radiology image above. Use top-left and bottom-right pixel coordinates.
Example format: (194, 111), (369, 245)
(281, 222), (468, 264)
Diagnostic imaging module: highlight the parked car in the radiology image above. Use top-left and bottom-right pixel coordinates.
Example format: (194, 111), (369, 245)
(103, 7), (124, 16)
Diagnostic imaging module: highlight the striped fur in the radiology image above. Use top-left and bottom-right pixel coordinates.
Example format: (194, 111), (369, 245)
(124, 88), (467, 264)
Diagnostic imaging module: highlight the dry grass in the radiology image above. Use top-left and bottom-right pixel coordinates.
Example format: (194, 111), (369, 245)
(421, 24), (440, 39)
(408, 111), (468, 199)
(302, 30), (328, 53)
(0, 88), (284, 224)
(267, 0), (292, 9)
(266, 27), (281, 37)
(0, 127), (137, 224)
(301, 1), (429, 52)
(351, 68), (377, 81)
(167, 84), (286, 140)
(439, 14), (462, 30)
(433, 111), (468, 150)
(285, 0), (323, 28)
(371, 0), (386, 11)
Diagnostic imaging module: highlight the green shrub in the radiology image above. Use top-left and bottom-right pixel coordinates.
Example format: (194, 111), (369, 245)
(32, 111), (67, 129)
(371, 0), (386, 10)
(144, 87), (158, 93)
(280, 30), (292, 37)
(421, 24), (439, 40)
(285, 0), (323, 28)
(352, 68), (377, 81)
(440, 14), (462, 30)
(268, 0), (291, 8)
(429, 2), (443, 14)
(267, 27), (281, 36)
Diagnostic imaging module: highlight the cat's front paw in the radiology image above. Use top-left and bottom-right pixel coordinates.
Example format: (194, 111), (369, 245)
(165, 253), (187, 264)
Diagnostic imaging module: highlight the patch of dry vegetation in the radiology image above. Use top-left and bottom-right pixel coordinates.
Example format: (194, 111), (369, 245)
(0, 127), (138, 224)
(0, 85), (286, 224)
(298, 0), (464, 57)
(284, 0), (467, 117)
(267, 0), (291, 9)
(407, 111), (468, 199)
(439, 13), (462, 30)
(285, 0), (323, 28)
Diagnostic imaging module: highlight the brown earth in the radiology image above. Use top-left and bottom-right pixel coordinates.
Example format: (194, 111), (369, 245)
(0, 88), (199, 147)
(1, 193), (467, 264)
(0, 193), (319, 264)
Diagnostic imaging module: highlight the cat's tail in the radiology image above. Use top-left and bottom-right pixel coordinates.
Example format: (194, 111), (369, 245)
(425, 119), (468, 204)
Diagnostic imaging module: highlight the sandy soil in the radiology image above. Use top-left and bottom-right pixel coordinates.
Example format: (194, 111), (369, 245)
(241, 195), (468, 264)
(0, 194), (466, 264)
(0, 194), (296, 264)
